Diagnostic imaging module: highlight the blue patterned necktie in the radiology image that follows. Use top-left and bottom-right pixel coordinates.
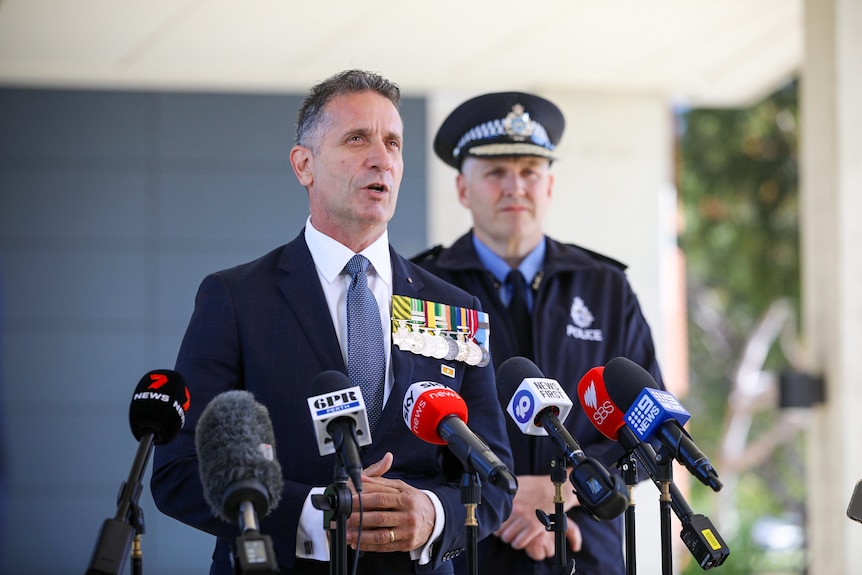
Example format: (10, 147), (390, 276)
(345, 254), (386, 431)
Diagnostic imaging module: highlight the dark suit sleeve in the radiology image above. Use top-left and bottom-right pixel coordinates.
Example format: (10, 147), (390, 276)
(150, 272), (311, 564)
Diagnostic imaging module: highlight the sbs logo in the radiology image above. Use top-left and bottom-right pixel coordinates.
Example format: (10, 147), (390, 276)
(591, 400), (616, 425)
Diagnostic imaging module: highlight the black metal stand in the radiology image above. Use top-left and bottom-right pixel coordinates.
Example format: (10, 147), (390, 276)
(535, 456), (577, 575)
(460, 471), (481, 575)
(312, 464), (353, 575)
(620, 454), (637, 575)
(130, 507), (145, 575)
(86, 431), (154, 575)
(654, 449), (674, 575)
(624, 438), (730, 570)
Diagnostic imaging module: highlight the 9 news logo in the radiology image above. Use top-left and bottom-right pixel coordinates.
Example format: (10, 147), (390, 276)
(626, 394), (660, 436)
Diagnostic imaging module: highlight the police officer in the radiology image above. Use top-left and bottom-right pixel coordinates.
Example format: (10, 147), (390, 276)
(414, 92), (665, 575)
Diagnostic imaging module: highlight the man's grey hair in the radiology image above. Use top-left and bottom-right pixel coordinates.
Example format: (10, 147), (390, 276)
(295, 69), (401, 151)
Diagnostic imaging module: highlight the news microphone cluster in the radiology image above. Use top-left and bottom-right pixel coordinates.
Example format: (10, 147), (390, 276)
(577, 362), (730, 569)
(497, 356), (629, 521)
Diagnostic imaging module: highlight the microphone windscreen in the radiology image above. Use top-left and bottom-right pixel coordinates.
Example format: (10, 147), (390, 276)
(196, 390), (283, 522)
(496, 356), (545, 404)
(603, 357), (659, 410)
(311, 370), (351, 395)
(129, 370), (190, 445)
(402, 382), (468, 445)
(577, 366), (626, 441)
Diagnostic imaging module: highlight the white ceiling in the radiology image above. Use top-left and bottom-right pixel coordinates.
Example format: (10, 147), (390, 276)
(0, 0), (802, 106)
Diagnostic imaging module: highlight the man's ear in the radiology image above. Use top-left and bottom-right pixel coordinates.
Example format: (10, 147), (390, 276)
(290, 145), (313, 187)
(456, 173), (470, 209)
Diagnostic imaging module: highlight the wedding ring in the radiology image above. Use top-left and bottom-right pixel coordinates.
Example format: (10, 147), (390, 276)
(389, 529), (396, 543)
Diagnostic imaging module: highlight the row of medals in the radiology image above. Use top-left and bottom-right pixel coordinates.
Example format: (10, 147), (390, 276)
(393, 322), (490, 367)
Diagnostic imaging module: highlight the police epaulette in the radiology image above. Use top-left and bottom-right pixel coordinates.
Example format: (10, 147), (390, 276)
(572, 244), (629, 271)
(410, 244), (444, 264)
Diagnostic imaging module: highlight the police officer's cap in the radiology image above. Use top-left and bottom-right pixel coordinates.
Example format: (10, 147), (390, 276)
(434, 91), (565, 170)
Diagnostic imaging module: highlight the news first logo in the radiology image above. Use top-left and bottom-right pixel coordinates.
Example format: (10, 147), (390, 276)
(512, 390), (535, 425)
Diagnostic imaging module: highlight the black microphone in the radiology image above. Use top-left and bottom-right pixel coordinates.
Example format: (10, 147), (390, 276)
(603, 357), (722, 492)
(307, 370), (371, 492)
(87, 370), (190, 575)
(497, 356), (629, 520)
(196, 390), (283, 573)
(129, 369), (190, 445)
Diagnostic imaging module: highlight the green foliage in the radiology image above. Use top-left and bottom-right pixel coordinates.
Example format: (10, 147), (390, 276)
(679, 81), (800, 323)
(677, 80), (803, 575)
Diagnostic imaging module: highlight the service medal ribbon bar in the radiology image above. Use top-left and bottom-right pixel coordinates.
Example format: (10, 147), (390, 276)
(391, 295), (490, 367)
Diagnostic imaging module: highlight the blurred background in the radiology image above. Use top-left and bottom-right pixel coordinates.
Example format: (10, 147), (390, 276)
(1, 1), (860, 573)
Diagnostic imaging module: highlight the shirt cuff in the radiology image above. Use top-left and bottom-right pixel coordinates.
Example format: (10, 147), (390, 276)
(409, 490), (445, 565)
(296, 487), (330, 560)
(298, 487), (445, 565)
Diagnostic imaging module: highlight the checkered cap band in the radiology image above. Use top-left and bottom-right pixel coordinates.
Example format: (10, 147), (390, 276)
(453, 118), (553, 159)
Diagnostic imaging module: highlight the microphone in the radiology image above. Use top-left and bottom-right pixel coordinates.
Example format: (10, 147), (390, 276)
(402, 381), (518, 495)
(129, 369), (191, 445)
(87, 370), (190, 575)
(577, 365), (730, 569)
(496, 356), (629, 521)
(602, 357), (722, 492)
(307, 370), (371, 492)
(196, 390), (282, 573)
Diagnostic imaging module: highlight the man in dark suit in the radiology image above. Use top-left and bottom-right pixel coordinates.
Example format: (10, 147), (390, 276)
(151, 70), (514, 575)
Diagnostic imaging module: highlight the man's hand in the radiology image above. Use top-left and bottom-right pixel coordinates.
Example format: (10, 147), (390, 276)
(522, 530), (555, 561)
(345, 452), (436, 553)
(510, 513), (584, 561)
(495, 475), (581, 559)
(565, 516), (582, 553)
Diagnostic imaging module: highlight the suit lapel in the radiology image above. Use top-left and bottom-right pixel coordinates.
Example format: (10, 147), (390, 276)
(277, 232), (346, 373)
(276, 239), (430, 438)
(377, 250), (426, 435)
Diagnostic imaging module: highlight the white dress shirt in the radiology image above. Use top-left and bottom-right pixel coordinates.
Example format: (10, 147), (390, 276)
(296, 217), (443, 564)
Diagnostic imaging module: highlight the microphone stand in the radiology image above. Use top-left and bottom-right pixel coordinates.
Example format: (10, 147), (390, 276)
(620, 454), (637, 575)
(535, 456), (576, 575)
(626, 439), (730, 570)
(312, 462), (353, 575)
(86, 430), (154, 575)
(654, 447), (674, 575)
(130, 508), (145, 575)
(460, 471), (481, 575)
